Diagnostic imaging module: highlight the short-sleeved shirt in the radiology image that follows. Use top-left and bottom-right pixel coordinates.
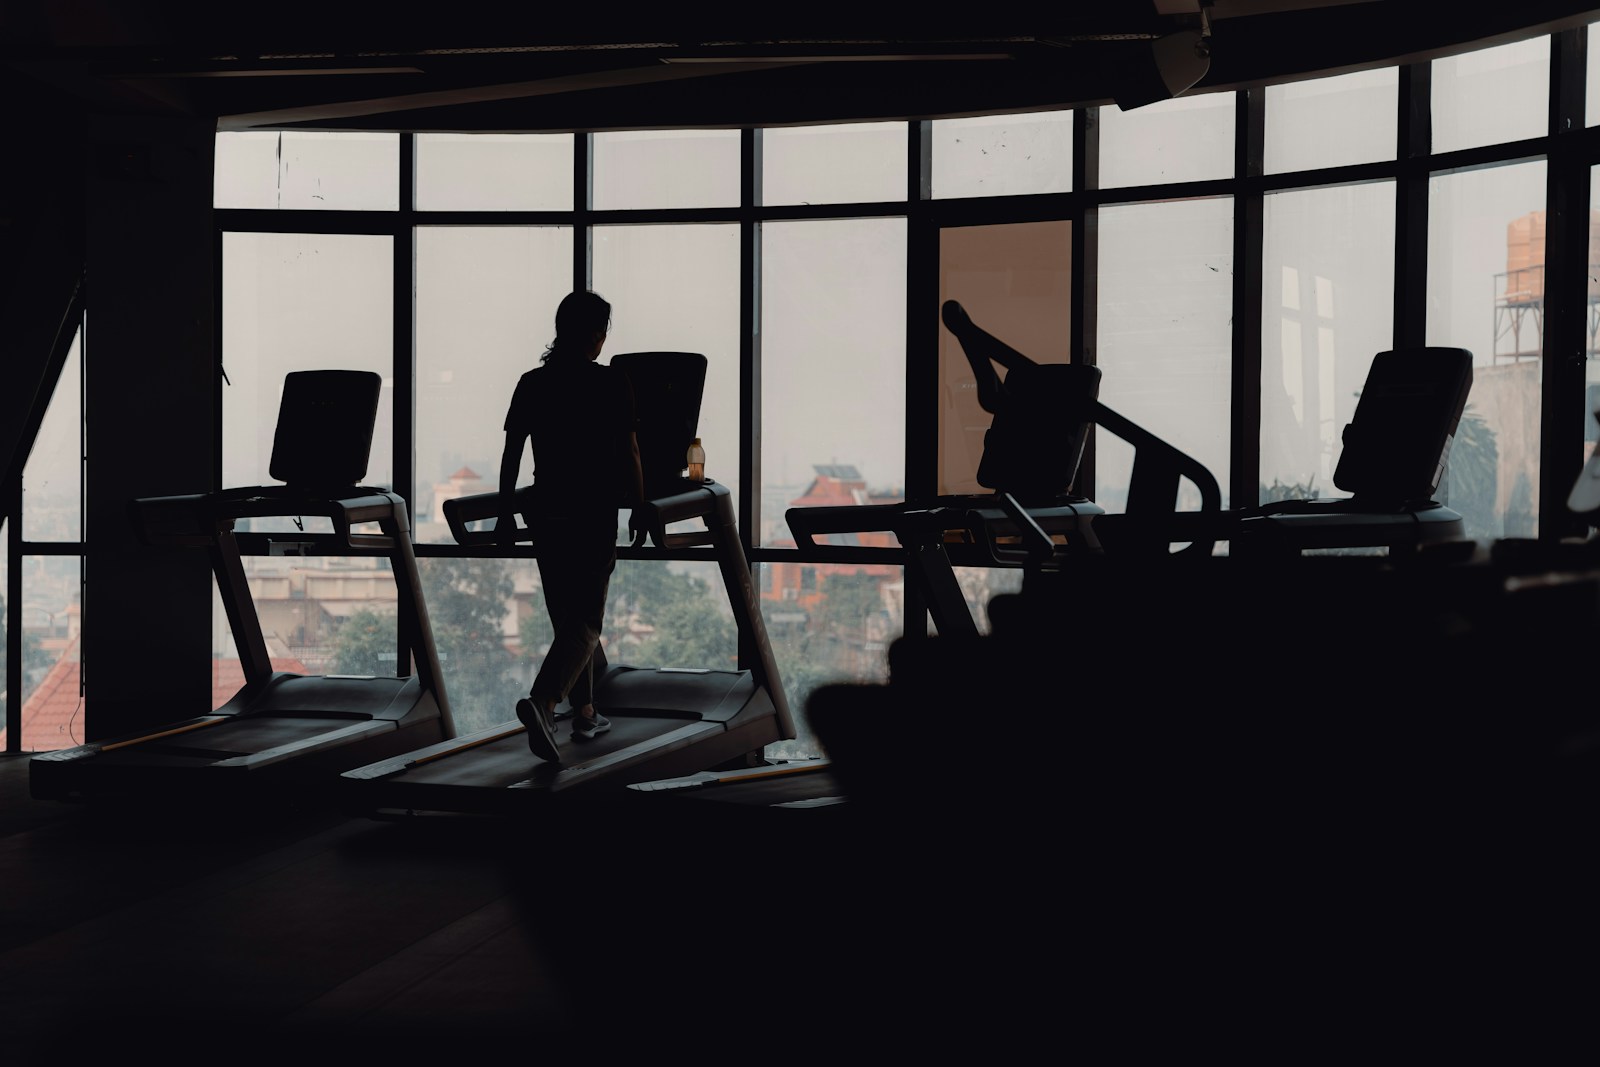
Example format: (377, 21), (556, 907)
(504, 359), (638, 517)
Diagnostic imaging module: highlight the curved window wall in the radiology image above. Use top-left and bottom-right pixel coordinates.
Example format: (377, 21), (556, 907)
(171, 22), (1600, 761)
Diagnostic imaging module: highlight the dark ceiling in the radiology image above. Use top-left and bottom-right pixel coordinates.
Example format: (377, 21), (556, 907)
(5, 2), (1600, 131)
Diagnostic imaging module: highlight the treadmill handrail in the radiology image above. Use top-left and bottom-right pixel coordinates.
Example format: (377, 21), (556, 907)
(785, 500), (910, 550)
(133, 484), (405, 550)
(444, 478), (727, 550)
(1087, 399), (1223, 558)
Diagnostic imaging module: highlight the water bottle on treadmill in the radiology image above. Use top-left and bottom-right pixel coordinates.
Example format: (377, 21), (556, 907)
(687, 437), (706, 483)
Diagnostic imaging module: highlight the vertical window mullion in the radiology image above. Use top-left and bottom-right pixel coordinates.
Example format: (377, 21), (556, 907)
(1542, 27), (1590, 540)
(1077, 107), (1100, 501)
(5, 489), (18, 754)
(1395, 61), (1432, 351)
(395, 134), (416, 676)
(740, 127), (761, 671)
(904, 120), (936, 637)
(1234, 87), (1266, 508)
(576, 133), (592, 291)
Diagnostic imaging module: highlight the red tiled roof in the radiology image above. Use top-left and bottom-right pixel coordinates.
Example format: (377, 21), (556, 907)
(4, 637), (84, 752)
(450, 466), (481, 481)
(1, 643), (312, 753)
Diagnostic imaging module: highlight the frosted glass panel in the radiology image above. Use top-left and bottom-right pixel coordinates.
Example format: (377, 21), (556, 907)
(593, 130), (740, 209)
(221, 232), (394, 501)
(931, 111), (1073, 198)
(214, 131), (399, 210)
(1432, 37), (1549, 153)
(1096, 197), (1234, 512)
(1098, 93), (1234, 188)
(762, 122), (906, 205)
(1260, 182), (1396, 503)
(1589, 23), (1600, 128)
(414, 134), (573, 211)
(1265, 68), (1397, 174)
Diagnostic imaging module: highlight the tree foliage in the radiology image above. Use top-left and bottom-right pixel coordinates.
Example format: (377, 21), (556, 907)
(421, 556), (518, 733)
(1442, 405), (1499, 539)
(329, 607), (395, 676)
(330, 557), (520, 734)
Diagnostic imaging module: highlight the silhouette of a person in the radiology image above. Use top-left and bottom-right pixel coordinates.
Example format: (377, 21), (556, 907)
(499, 289), (644, 763)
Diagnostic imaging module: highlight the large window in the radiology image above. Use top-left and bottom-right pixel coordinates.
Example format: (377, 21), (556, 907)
(178, 22), (1600, 767)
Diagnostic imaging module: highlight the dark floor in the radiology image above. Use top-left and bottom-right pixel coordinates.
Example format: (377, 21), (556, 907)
(0, 751), (888, 1062)
(0, 753), (572, 1058)
(7, 670), (1596, 1063)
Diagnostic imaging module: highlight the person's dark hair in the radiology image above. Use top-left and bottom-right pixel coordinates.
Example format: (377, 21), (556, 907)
(542, 289), (612, 364)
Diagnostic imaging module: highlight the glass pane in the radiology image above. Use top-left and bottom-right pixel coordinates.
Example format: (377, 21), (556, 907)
(414, 226), (571, 544)
(1265, 68), (1398, 174)
(758, 561), (902, 760)
(1098, 93), (1235, 188)
(1589, 23), (1600, 128)
(1427, 160), (1546, 539)
(1261, 182), (1396, 503)
(418, 555), (525, 736)
(214, 557), (398, 712)
(607, 557), (738, 671)
(414, 134), (574, 211)
(592, 130), (741, 210)
(762, 121), (906, 206)
(593, 224), (741, 514)
(761, 218), (907, 544)
(951, 565), (1024, 635)
(1588, 167), (1600, 464)
(931, 111), (1074, 198)
(214, 131), (399, 211)
(1431, 37), (1549, 154)
(23, 325), (82, 541)
(938, 221), (1072, 495)
(15, 553), (83, 752)
(221, 232), (394, 508)
(1096, 196), (1234, 512)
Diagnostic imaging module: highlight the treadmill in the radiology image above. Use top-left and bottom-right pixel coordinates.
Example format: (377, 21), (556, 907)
(31, 369), (453, 803)
(337, 351), (795, 818)
(783, 299), (1112, 640)
(934, 301), (1471, 562)
(616, 300), (1189, 815)
(629, 301), (1478, 817)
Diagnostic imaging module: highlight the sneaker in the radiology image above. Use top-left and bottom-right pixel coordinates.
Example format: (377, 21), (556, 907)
(571, 711), (612, 741)
(516, 697), (562, 764)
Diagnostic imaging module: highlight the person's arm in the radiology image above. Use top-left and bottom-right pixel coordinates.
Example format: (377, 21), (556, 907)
(498, 429), (525, 545)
